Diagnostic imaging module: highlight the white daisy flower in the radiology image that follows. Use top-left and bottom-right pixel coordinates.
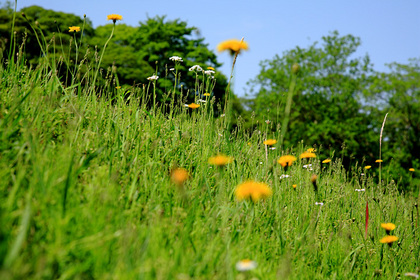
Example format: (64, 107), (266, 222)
(280, 174), (291, 179)
(404, 272), (419, 278)
(269, 147), (276, 150)
(355, 188), (365, 192)
(189, 65), (203, 72)
(169, 68), (175, 71)
(204, 70), (215, 75)
(315, 202), (324, 206)
(197, 99), (207, 103)
(169, 56), (183, 62)
(147, 75), (159, 81)
(303, 164), (312, 169)
(236, 259), (257, 272)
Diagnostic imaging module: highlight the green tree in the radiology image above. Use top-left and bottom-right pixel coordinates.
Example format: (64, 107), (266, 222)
(88, 24), (153, 86)
(87, 16), (229, 108)
(0, 4), (94, 65)
(246, 31), (378, 164)
(370, 59), (420, 188)
(130, 16), (228, 105)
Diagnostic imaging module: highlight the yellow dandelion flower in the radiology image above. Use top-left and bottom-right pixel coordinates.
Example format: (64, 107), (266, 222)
(277, 155), (297, 167)
(208, 154), (234, 166)
(69, 26), (81, 32)
(409, 168), (415, 172)
(263, 139), (277, 146)
(186, 103), (200, 109)
(376, 159), (383, 163)
(171, 168), (189, 186)
(217, 39), (249, 55)
(292, 184), (297, 189)
(381, 223), (396, 234)
(203, 93), (211, 96)
(365, 165), (371, 170)
(107, 14), (123, 23)
(322, 159), (331, 164)
(379, 235), (398, 244)
(115, 86), (121, 89)
(307, 148), (316, 153)
(207, 67), (215, 70)
(300, 152), (316, 159)
(235, 180), (272, 202)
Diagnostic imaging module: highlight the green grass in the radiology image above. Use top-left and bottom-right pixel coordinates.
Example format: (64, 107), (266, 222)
(1, 25), (419, 280)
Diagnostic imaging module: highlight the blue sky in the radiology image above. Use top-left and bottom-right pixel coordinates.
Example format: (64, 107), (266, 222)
(18, 0), (420, 96)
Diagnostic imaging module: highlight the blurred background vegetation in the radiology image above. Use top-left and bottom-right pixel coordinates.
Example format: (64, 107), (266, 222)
(1, 4), (418, 190)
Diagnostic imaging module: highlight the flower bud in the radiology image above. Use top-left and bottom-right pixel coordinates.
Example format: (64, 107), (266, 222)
(292, 63), (300, 74)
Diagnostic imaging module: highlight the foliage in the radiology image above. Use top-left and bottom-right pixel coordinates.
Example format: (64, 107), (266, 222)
(0, 5), (230, 108)
(86, 16), (229, 106)
(369, 59), (420, 188)
(246, 31), (380, 164)
(87, 23), (152, 86)
(128, 16), (228, 105)
(0, 4), (94, 65)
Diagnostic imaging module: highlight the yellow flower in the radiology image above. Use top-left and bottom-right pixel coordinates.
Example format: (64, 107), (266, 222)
(322, 159), (331, 164)
(379, 235), (398, 244)
(186, 103), (200, 109)
(277, 155), (297, 167)
(69, 26), (81, 32)
(115, 86), (121, 89)
(107, 14), (123, 23)
(365, 166), (371, 170)
(381, 223), (396, 235)
(235, 181), (272, 202)
(263, 139), (277, 146)
(203, 93), (211, 96)
(207, 67), (215, 70)
(376, 159), (383, 163)
(208, 154), (233, 166)
(307, 148), (316, 153)
(292, 184), (297, 189)
(217, 39), (249, 55)
(171, 168), (189, 186)
(409, 168), (415, 172)
(300, 152), (316, 159)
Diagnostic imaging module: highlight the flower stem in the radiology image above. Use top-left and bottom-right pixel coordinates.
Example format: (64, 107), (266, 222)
(90, 23), (115, 96)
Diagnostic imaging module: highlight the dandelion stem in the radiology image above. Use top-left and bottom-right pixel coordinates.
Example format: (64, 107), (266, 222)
(280, 68), (297, 148)
(223, 37), (243, 130)
(365, 201), (369, 239)
(90, 23), (115, 96)
(8, 0), (17, 65)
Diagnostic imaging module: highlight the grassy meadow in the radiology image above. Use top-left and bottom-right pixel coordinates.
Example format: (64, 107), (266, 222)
(1, 14), (420, 280)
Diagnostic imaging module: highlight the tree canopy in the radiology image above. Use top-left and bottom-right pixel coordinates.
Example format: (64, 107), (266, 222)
(247, 31), (378, 162)
(0, 5), (229, 107)
(245, 31), (419, 189)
